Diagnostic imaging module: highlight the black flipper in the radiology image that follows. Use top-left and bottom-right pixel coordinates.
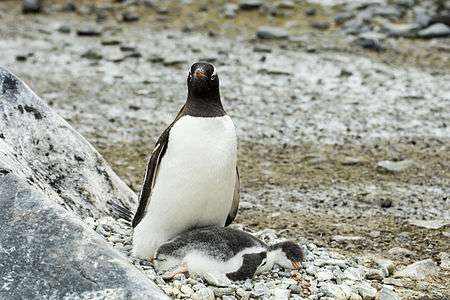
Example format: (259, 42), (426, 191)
(226, 252), (266, 281)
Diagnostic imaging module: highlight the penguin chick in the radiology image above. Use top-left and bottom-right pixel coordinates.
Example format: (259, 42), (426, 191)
(154, 226), (303, 281)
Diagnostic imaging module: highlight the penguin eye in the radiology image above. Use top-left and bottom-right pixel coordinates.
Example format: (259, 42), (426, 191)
(210, 74), (216, 81)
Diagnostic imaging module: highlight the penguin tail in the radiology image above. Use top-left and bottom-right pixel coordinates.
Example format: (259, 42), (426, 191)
(107, 199), (133, 225)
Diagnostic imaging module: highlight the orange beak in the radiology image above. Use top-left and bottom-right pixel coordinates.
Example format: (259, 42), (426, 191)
(193, 69), (207, 79)
(292, 261), (301, 269)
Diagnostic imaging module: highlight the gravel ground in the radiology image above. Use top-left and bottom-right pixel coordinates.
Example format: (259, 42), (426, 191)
(1, 1), (449, 299)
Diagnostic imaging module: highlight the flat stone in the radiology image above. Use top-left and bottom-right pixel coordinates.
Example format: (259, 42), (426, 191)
(376, 160), (416, 173)
(320, 283), (348, 300)
(378, 287), (401, 300)
(394, 259), (440, 280)
(122, 11), (140, 22)
(418, 23), (450, 38)
(353, 282), (377, 300)
(273, 288), (290, 300)
(192, 288), (215, 300)
(438, 252), (450, 270)
(57, 24), (71, 34)
(332, 235), (363, 243)
(342, 267), (365, 281)
(365, 268), (384, 281)
(316, 270), (334, 281)
(387, 247), (415, 257)
(382, 277), (404, 287)
(203, 272), (231, 287)
(409, 219), (450, 229)
(239, 0), (263, 10)
(382, 22), (418, 37)
(22, 0), (41, 13)
(77, 24), (102, 36)
(211, 287), (236, 296)
(355, 32), (386, 51)
(81, 49), (103, 60)
(256, 26), (289, 39)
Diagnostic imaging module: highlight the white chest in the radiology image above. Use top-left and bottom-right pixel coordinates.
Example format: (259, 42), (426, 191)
(133, 115), (238, 258)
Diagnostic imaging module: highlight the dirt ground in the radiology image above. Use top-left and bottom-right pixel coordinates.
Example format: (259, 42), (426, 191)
(0, 0), (449, 298)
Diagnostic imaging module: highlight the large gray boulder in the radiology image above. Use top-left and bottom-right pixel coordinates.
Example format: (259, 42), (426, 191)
(0, 67), (167, 299)
(0, 67), (136, 220)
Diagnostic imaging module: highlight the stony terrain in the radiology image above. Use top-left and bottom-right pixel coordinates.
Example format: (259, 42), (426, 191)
(0, 0), (449, 299)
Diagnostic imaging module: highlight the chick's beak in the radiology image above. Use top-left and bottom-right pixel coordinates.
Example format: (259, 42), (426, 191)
(292, 261), (301, 269)
(193, 69), (207, 79)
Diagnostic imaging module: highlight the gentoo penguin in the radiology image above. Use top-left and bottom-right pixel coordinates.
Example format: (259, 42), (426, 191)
(132, 62), (240, 258)
(153, 226), (304, 281)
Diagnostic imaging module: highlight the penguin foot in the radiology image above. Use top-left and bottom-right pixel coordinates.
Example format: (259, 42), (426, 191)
(162, 263), (189, 279)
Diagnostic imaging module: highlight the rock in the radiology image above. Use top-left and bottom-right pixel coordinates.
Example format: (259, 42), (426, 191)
(305, 7), (317, 16)
(22, 0), (41, 14)
(365, 268), (384, 281)
(316, 270), (334, 281)
(57, 24), (71, 34)
(394, 259), (440, 280)
(15, 54), (27, 62)
(223, 296), (237, 300)
(0, 68), (164, 299)
(438, 252), (450, 270)
(0, 68), (135, 220)
(378, 287), (401, 300)
(310, 21), (330, 30)
(408, 219), (450, 229)
(62, 1), (76, 12)
(122, 11), (140, 22)
(223, 3), (238, 19)
(374, 258), (394, 276)
(180, 285), (194, 296)
(203, 272), (231, 287)
(239, 0), (263, 10)
(102, 39), (121, 46)
(387, 247), (414, 257)
(414, 9), (431, 28)
(349, 294), (363, 300)
(256, 26), (289, 39)
(342, 267), (365, 281)
(320, 283), (348, 300)
(81, 49), (103, 60)
(335, 12), (354, 25)
(382, 278), (404, 287)
(355, 32), (386, 51)
(253, 282), (270, 296)
(332, 235), (363, 243)
(211, 287), (236, 296)
(382, 22), (418, 37)
(353, 282), (377, 300)
(76, 24), (102, 36)
(343, 19), (370, 35)
(418, 23), (450, 38)
(277, 0), (295, 9)
(376, 160), (416, 173)
(395, 0), (415, 8)
(192, 288), (215, 300)
(273, 288), (290, 300)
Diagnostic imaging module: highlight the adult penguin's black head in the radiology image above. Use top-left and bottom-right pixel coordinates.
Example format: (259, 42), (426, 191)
(187, 62), (220, 100)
